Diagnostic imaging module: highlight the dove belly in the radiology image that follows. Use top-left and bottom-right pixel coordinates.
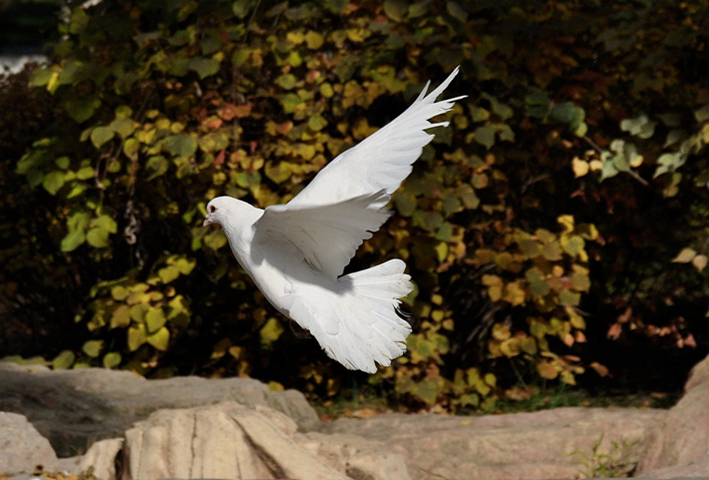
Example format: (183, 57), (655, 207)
(246, 247), (413, 373)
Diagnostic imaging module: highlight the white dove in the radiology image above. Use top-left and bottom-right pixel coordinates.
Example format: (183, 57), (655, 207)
(204, 67), (464, 373)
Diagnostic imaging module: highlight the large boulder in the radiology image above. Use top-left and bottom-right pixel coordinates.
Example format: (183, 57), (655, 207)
(321, 406), (664, 480)
(636, 354), (709, 477)
(0, 412), (58, 476)
(0, 362), (320, 457)
(121, 401), (410, 480)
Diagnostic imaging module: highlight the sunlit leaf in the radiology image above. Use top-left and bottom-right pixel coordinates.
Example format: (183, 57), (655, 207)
(102, 352), (122, 369)
(82, 340), (104, 358)
(147, 326), (170, 351)
(672, 247), (697, 263)
(53, 350), (75, 369)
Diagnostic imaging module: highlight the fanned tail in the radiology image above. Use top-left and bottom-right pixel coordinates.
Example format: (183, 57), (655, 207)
(290, 259), (413, 373)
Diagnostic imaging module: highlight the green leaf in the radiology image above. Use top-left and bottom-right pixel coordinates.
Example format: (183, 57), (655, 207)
(82, 340), (104, 358)
(123, 138), (140, 159)
(110, 305), (131, 329)
(147, 326), (170, 351)
(305, 30), (325, 49)
(164, 135), (198, 158)
(695, 105), (709, 123)
(76, 166), (95, 180)
(61, 229), (86, 252)
(383, 0), (408, 21)
(55, 156), (71, 169)
(189, 57), (220, 79)
(473, 125), (496, 149)
(102, 352), (122, 369)
(158, 265), (181, 284)
(86, 227), (110, 248)
(571, 272), (591, 292)
(115, 105), (133, 119)
(232, 0), (254, 18)
(275, 73), (298, 90)
(559, 289), (581, 307)
(63, 95), (101, 123)
(620, 114), (656, 139)
(128, 324), (148, 351)
(307, 114), (328, 131)
(525, 92), (551, 118)
(551, 102), (577, 123)
(146, 156), (169, 180)
(52, 350), (75, 370)
(92, 214), (118, 233)
(145, 308), (167, 333)
(91, 126), (115, 149)
(110, 117), (136, 138)
(395, 191), (417, 217)
(203, 229), (227, 250)
(42, 171), (65, 195)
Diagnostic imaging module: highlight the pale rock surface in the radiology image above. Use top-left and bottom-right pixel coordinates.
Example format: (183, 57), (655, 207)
(0, 362), (319, 456)
(636, 355), (709, 477)
(0, 411), (58, 476)
(299, 431), (411, 480)
(77, 438), (124, 480)
(321, 406), (665, 480)
(121, 401), (408, 480)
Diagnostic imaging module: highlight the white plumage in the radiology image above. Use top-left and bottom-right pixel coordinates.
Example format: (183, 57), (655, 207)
(204, 67), (464, 373)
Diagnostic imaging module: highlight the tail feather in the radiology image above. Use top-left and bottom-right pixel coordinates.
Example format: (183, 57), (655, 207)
(291, 259), (413, 373)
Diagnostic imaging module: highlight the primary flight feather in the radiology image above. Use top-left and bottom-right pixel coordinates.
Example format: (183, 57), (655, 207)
(204, 67), (464, 373)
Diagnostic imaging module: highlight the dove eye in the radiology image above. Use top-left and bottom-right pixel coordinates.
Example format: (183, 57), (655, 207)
(210, 205), (217, 213)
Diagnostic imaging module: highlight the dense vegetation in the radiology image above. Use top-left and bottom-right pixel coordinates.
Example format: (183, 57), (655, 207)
(1, 0), (708, 410)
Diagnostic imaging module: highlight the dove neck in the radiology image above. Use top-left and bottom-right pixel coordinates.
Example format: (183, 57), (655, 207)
(219, 198), (262, 260)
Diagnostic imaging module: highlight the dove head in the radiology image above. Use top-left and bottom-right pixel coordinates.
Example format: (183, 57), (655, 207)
(203, 196), (259, 230)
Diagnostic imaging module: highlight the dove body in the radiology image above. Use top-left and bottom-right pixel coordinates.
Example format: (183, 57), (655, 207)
(205, 67), (465, 373)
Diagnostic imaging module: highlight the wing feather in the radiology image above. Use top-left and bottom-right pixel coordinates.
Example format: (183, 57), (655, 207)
(253, 191), (391, 280)
(288, 66), (465, 208)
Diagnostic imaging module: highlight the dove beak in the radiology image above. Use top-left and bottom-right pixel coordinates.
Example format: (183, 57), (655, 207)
(203, 216), (212, 227)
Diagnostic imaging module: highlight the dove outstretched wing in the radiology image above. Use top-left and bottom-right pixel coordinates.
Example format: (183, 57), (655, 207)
(287, 67), (465, 209)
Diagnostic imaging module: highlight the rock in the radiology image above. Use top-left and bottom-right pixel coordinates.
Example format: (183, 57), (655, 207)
(0, 362), (320, 456)
(320, 407), (665, 480)
(0, 411), (57, 476)
(638, 454), (709, 478)
(76, 438), (124, 480)
(636, 354), (709, 476)
(299, 432), (411, 480)
(122, 401), (362, 480)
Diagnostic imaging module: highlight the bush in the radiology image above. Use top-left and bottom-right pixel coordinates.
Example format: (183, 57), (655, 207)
(2, 0), (708, 409)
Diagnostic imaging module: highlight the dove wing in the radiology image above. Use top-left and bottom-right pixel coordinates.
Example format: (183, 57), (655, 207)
(253, 190), (391, 280)
(288, 67), (465, 209)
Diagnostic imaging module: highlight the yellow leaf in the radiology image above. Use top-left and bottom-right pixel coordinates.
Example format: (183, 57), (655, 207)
(492, 323), (511, 341)
(110, 305), (131, 329)
(589, 361), (609, 377)
(260, 317), (284, 343)
(500, 338), (521, 357)
(128, 324), (147, 351)
(147, 326), (170, 351)
(693, 254), (708, 272)
(503, 282), (526, 306)
(672, 247), (697, 263)
(286, 31), (305, 44)
(304, 30), (324, 49)
(572, 157), (589, 177)
(145, 308), (167, 333)
(589, 159), (603, 171)
(557, 215), (575, 234)
(536, 361), (558, 380)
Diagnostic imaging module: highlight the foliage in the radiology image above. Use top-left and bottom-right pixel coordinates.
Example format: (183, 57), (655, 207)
(569, 434), (640, 478)
(1, 0), (709, 409)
